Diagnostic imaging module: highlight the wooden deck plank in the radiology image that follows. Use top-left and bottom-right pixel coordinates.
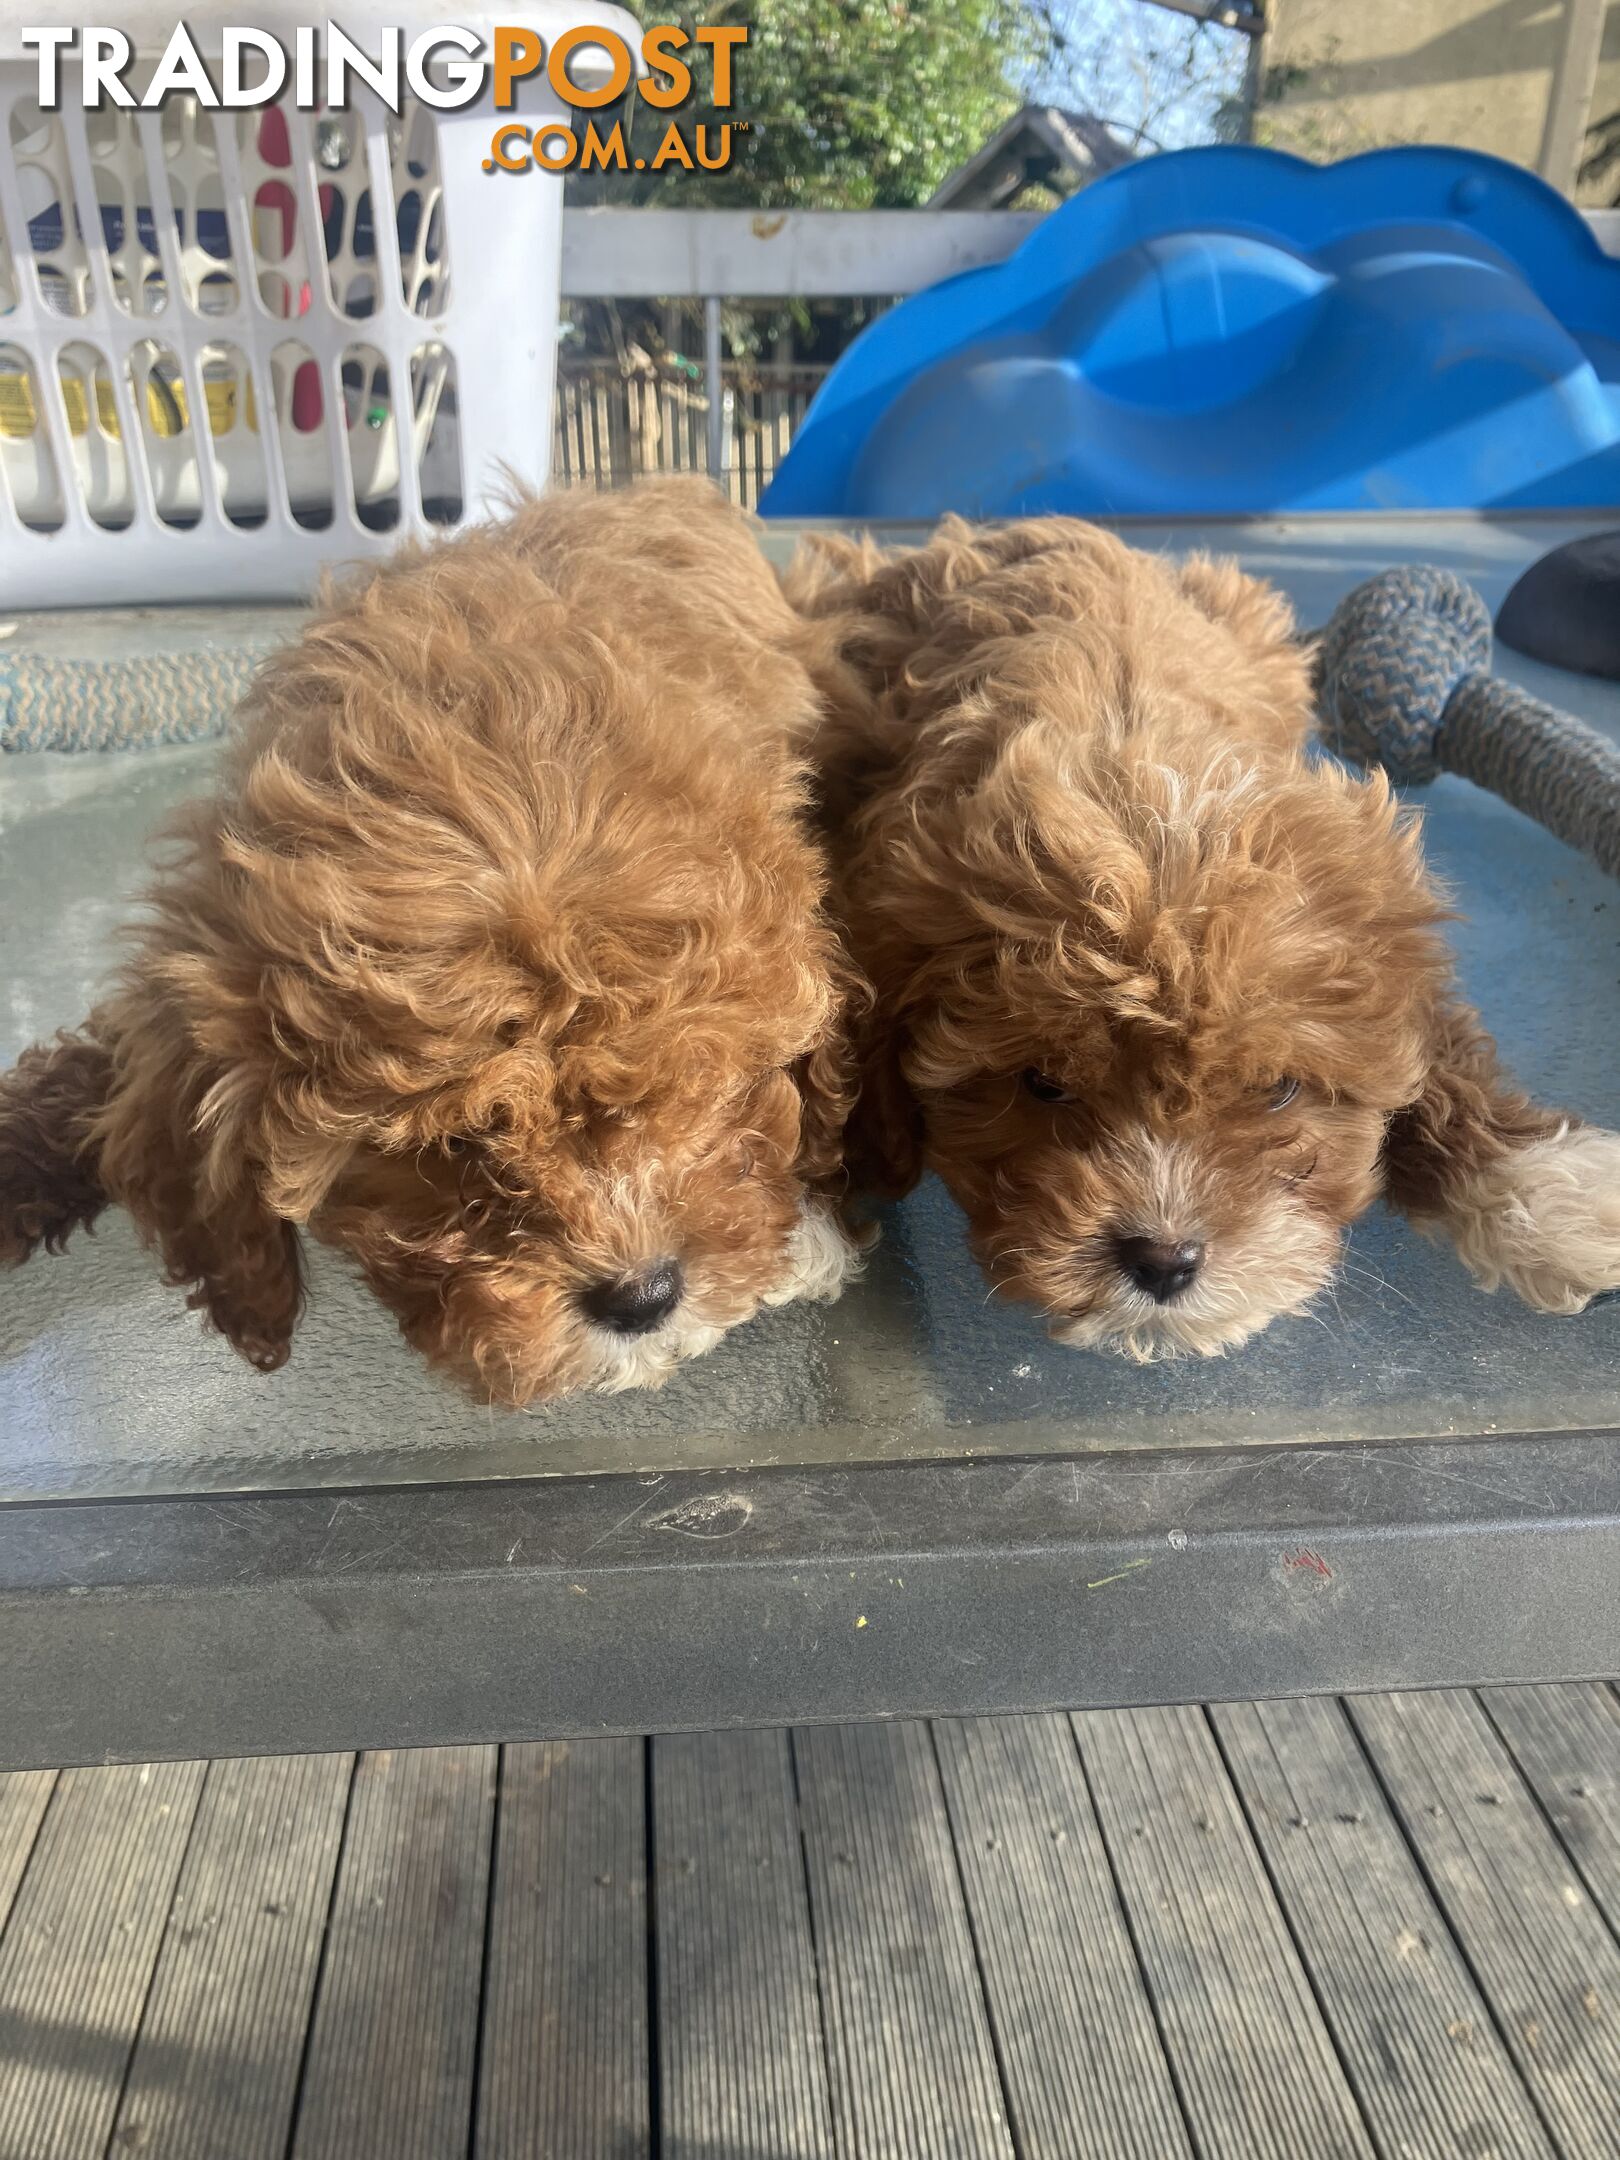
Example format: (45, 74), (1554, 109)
(1213, 1696), (1555, 2160)
(1074, 1706), (1377, 2160)
(932, 1715), (1193, 2160)
(0, 1772), (55, 1935)
(1480, 1685), (1620, 1938)
(0, 1760), (206, 2160)
(476, 1739), (650, 2160)
(793, 1721), (1014, 2160)
(0, 1692), (1610, 2160)
(1350, 1691), (1620, 2160)
(107, 1753), (353, 2160)
(653, 1729), (832, 2160)
(288, 1746), (497, 2160)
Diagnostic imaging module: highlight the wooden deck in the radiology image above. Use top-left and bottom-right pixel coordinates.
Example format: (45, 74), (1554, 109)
(1, 1689), (1617, 2160)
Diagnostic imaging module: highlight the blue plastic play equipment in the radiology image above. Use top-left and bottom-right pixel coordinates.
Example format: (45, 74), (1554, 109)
(759, 147), (1620, 521)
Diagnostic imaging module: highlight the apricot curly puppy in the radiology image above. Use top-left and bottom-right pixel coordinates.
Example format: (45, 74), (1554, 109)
(0, 481), (862, 1403)
(786, 515), (1620, 1360)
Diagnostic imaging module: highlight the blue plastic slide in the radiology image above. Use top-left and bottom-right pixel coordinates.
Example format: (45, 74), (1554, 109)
(759, 146), (1620, 520)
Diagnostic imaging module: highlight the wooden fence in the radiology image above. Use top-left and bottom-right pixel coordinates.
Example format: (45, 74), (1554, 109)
(552, 360), (827, 506)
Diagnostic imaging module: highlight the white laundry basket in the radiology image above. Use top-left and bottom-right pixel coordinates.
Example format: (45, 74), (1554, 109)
(0, 5), (635, 607)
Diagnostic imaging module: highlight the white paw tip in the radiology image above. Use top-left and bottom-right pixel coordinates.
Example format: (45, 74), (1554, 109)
(1447, 1125), (1620, 1315)
(762, 1199), (862, 1308)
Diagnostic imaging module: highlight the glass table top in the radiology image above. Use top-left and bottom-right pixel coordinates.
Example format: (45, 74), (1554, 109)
(3, 512), (1617, 1501)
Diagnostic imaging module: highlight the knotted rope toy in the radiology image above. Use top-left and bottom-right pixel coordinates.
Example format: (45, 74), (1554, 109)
(1314, 564), (1620, 880)
(0, 640), (284, 753)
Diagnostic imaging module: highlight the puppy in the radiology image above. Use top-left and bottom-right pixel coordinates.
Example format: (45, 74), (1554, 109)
(0, 480), (862, 1403)
(786, 514), (1620, 1361)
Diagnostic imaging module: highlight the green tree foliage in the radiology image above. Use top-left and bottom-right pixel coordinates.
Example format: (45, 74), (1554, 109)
(573, 0), (1039, 208)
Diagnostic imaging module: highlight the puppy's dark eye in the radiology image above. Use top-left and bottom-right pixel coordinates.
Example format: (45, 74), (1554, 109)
(1022, 1067), (1074, 1104)
(442, 1135), (468, 1156)
(1268, 1077), (1300, 1111)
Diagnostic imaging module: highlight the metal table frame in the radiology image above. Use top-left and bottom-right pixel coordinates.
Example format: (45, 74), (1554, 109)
(5, 508), (1618, 1771)
(5, 1427), (1616, 1770)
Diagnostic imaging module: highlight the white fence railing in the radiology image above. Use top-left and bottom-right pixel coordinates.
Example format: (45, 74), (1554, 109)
(559, 209), (1044, 477)
(560, 208), (1045, 299)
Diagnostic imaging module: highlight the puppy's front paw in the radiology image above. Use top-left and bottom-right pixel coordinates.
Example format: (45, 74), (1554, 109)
(763, 1199), (865, 1308)
(1442, 1126), (1620, 1315)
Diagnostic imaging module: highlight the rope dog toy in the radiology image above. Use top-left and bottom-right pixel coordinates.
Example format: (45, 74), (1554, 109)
(1314, 564), (1620, 879)
(0, 640), (285, 753)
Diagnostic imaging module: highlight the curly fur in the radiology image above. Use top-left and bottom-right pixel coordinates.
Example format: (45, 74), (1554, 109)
(786, 514), (1617, 1357)
(0, 480), (863, 1403)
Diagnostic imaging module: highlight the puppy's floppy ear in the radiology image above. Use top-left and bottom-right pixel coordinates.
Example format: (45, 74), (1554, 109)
(789, 938), (866, 1194)
(1176, 553), (1313, 725)
(1, 997), (304, 1367)
(0, 1027), (114, 1265)
(1381, 997), (1561, 1215)
(844, 1011), (926, 1201)
(89, 988), (306, 1372)
(1177, 553), (1299, 653)
(1382, 995), (1620, 1314)
(792, 1027), (855, 1194)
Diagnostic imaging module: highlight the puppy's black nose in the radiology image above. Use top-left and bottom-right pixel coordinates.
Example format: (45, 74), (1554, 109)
(582, 1262), (683, 1336)
(1116, 1235), (1205, 1303)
